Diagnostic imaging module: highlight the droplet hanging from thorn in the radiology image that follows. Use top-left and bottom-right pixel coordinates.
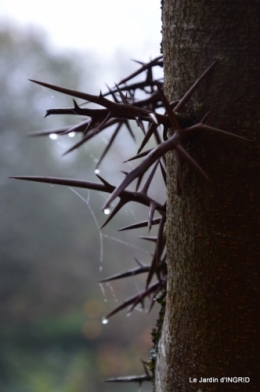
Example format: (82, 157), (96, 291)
(49, 133), (58, 140)
(95, 169), (100, 174)
(68, 132), (76, 138)
(102, 318), (109, 325)
(104, 208), (110, 215)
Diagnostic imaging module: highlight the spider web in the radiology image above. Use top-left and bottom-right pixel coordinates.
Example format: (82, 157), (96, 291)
(68, 187), (152, 308)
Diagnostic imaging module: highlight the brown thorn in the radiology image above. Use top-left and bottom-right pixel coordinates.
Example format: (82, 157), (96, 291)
(62, 111), (112, 156)
(134, 257), (145, 267)
(159, 160), (167, 186)
(115, 84), (129, 104)
(29, 79), (114, 109)
(118, 55), (163, 85)
(100, 199), (127, 229)
(156, 83), (182, 132)
(139, 160), (160, 194)
(100, 265), (149, 283)
(125, 120), (136, 142)
(176, 144), (210, 182)
(156, 214), (166, 267)
(135, 117), (145, 133)
(148, 278), (167, 314)
(149, 112), (158, 124)
(104, 281), (160, 320)
(201, 111), (210, 124)
(187, 123), (250, 141)
(27, 127), (69, 137)
(124, 148), (152, 163)
(139, 236), (157, 243)
(174, 60), (218, 112)
(141, 360), (152, 377)
(148, 203), (157, 232)
(95, 174), (112, 188)
(61, 119), (91, 136)
(95, 122), (122, 170)
(137, 122), (157, 154)
(102, 135), (180, 210)
(118, 217), (161, 231)
(146, 215), (166, 288)
(135, 172), (145, 193)
(105, 374), (152, 383)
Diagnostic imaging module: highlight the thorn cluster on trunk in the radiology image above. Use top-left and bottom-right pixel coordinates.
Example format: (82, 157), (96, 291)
(10, 55), (248, 384)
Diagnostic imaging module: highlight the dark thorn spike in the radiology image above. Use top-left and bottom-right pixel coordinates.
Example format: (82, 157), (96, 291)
(29, 79), (113, 108)
(140, 160), (160, 195)
(118, 218), (161, 231)
(146, 216), (166, 288)
(99, 265), (149, 283)
(95, 174), (112, 188)
(102, 134), (182, 210)
(159, 160), (167, 186)
(11, 176), (164, 221)
(62, 119), (91, 136)
(174, 60), (218, 112)
(27, 127), (69, 137)
(176, 144), (210, 181)
(100, 199), (127, 229)
(156, 214), (166, 267)
(139, 236), (157, 243)
(104, 281), (160, 320)
(105, 374), (152, 383)
(134, 257), (145, 267)
(118, 55), (163, 85)
(125, 120), (136, 142)
(95, 122), (122, 170)
(137, 123), (157, 154)
(187, 123), (250, 141)
(124, 148), (152, 163)
(156, 83), (182, 132)
(148, 279), (167, 314)
(62, 111), (112, 156)
(148, 202), (157, 232)
(135, 172), (145, 193)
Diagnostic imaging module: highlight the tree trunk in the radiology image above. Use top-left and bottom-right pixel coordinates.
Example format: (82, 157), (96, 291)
(155, 1), (260, 391)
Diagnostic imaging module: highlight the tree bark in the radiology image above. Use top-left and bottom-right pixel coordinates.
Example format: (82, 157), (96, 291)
(155, 1), (260, 391)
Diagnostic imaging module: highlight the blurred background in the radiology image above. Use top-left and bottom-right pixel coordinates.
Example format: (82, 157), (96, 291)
(0, 2), (162, 391)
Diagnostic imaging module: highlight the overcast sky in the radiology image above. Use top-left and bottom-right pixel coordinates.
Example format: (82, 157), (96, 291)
(0, 0), (161, 59)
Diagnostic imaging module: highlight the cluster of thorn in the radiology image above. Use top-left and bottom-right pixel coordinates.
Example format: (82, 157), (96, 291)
(11, 56), (247, 384)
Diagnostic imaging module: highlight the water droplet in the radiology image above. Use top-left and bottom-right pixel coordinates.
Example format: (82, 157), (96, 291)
(126, 312), (132, 318)
(99, 283), (108, 303)
(102, 318), (109, 325)
(49, 133), (58, 140)
(68, 132), (76, 138)
(99, 266), (103, 272)
(104, 208), (110, 215)
(94, 169), (100, 174)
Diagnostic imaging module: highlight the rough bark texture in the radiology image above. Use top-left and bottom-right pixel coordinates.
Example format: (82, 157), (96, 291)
(155, 1), (260, 391)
